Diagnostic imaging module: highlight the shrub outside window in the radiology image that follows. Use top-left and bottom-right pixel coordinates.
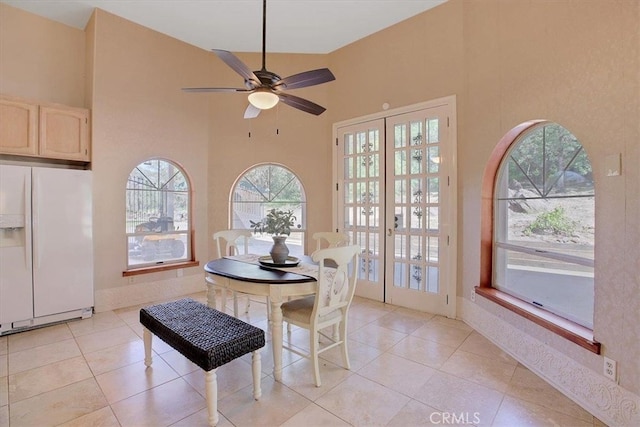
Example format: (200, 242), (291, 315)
(231, 164), (306, 257)
(126, 159), (191, 268)
(493, 122), (594, 328)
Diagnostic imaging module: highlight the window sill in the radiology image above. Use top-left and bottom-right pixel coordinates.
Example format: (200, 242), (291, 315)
(123, 260), (200, 277)
(474, 286), (601, 354)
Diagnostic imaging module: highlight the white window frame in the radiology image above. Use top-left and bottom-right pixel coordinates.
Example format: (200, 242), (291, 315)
(125, 158), (192, 269)
(492, 122), (595, 328)
(230, 163), (307, 257)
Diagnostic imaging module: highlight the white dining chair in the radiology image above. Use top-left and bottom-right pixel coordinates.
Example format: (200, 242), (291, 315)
(211, 230), (270, 319)
(312, 231), (350, 255)
(281, 245), (360, 387)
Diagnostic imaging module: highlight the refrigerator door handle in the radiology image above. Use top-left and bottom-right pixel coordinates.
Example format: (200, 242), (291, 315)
(24, 176), (31, 269)
(32, 172), (40, 269)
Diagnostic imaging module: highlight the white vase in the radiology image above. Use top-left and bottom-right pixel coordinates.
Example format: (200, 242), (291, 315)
(270, 235), (289, 264)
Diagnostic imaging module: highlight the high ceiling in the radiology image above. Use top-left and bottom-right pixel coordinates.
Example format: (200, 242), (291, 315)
(1, 0), (448, 54)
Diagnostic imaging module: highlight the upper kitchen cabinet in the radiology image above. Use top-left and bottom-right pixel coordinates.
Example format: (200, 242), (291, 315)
(39, 105), (90, 161)
(0, 95), (91, 162)
(0, 97), (38, 156)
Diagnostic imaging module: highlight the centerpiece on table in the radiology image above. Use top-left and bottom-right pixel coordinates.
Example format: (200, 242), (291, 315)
(250, 208), (296, 265)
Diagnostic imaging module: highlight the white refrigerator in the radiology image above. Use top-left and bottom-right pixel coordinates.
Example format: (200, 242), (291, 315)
(0, 165), (93, 335)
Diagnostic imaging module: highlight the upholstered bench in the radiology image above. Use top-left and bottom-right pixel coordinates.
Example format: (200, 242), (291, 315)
(139, 298), (265, 426)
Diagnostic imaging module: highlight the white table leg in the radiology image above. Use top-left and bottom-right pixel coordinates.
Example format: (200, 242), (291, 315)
(206, 280), (217, 309)
(205, 369), (219, 426)
(220, 288), (228, 314)
(143, 328), (152, 367)
(270, 297), (284, 382)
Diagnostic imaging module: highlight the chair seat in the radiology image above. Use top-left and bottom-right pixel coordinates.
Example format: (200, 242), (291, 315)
(282, 296), (342, 324)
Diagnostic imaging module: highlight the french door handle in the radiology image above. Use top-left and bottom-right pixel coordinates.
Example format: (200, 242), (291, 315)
(387, 228), (393, 236)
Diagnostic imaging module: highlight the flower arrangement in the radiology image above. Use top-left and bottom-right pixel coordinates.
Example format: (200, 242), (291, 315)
(250, 208), (297, 236)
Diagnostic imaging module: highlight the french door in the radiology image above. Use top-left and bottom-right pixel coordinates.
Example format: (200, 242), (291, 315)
(334, 97), (457, 317)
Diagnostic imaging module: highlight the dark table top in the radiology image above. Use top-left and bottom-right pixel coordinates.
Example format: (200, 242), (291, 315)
(204, 258), (316, 284)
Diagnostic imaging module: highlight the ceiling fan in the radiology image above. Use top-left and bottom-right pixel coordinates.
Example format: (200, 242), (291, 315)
(182, 0), (336, 119)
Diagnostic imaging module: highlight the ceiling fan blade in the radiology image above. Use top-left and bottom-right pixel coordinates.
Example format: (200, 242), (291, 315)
(278, 93), (327, 116)
(244, 104), (261, 119)
(182, 87), (251, 93)
(276, 68), (336, 90)
(212, 49), (260, 87)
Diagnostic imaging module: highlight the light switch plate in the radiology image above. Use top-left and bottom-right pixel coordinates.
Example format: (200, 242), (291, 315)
(605, 153), (621, 177)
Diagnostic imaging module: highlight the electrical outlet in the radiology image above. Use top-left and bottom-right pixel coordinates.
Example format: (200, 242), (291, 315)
(604, 357), (617, 381)
(471, 289), (476, 302)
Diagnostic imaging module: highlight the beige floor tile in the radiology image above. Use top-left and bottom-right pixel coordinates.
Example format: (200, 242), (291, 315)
(1, 295), (605, 427)
(506, 365), (594, 422)
(7, 323), (73, 353)
(281, 402), (352, 426)
(458, 331), (517, 365)
(386, 399), (451, 427)
(8, 378), (108, 427)
(347, 303), (390, 323)
(9, 356), (93, 403)
(411, 371), (504, 426)
(315, 374), (410, 426)
(0, 376), (7, 407)
(349, 323), (408, 351)
(389, 334), (457, 369)
(113, 304), (147, 325)
(183, 358), (259, 400)
(392, 306), (436, 321)
(357, 352), (437, 397)
(319, 338), (384, 371)
(57, 406), (120, 427)
(111, 377), (205, 427)
(371, 311), (428, 334)
(240, 340), (303, 375)
(95, 357), (180, 404)
(171, 407), (233, 427)
(84, 339), (146, 376)
(440, 349), (517, 393)
(0, 405), (7, 427)
(281, 356), (353, 400)
(8, 338), (81, 375)
(431, 315), (474, 332)
(75, 325), (140, 354)
(219, 376), (311, 426)
(492, 395), (593, 427)
(160, 348), (201, 376)
(67, 311), (127, 337)
(411, 321), (472, 348)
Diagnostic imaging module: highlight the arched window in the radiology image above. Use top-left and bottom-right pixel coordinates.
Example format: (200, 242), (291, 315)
(231, 164), (306, 257)
(126, 159), (191, 268)
(479, 121), (597, 350)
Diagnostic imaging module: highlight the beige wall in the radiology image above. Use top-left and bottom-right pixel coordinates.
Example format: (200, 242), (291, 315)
(1, 0), (639, 423)
(0, 4), (85, 106)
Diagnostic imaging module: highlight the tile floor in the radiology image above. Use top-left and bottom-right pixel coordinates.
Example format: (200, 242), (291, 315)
(0, 291), (605, 427)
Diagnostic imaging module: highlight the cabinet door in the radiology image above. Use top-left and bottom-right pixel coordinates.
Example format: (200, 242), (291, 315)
(0, 97), (38, 156)
(39, 105), (90, 161)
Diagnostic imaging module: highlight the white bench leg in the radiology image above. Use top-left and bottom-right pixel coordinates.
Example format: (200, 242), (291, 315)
(205, 369), (219, 426)
(252, 350), (262, 400)
(143, 328), (153, 367)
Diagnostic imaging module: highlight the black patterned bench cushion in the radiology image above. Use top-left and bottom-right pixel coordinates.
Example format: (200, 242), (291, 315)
(140, 298), (265, 371)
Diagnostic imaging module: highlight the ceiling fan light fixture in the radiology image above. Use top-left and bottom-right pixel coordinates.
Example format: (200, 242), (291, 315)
(248, 89), (279, 110)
